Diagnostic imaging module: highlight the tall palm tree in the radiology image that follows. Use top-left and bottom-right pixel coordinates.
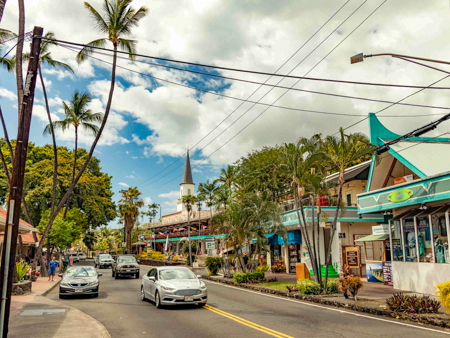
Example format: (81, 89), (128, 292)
(0, 28), (16, 71)
(182, 195), (196, 265)
(33, 0), (148, 281)
(118, 187), (144, 253)
(45, 91), (103, 217)
(214, 185), (232, 210)
(216, 165), (235, 191)
(322, 127), (375, 290)
(198, 179), (219, 219)
(24, 32), (74, 216)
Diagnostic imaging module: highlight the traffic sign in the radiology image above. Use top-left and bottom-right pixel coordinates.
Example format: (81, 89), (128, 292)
(206, 241), (216, 250)
(140, 235), (145, 241)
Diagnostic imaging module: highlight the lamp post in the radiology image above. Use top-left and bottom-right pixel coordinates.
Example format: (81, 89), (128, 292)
(185, 199), (192, 266)
(196, 200), (202, 256)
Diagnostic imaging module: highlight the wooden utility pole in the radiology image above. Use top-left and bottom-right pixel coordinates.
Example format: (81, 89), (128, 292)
(0, 26), (43, 338)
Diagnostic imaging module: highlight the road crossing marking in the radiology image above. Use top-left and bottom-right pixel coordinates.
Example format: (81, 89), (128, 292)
(204, 280), (450, 335)
(204, 304), (293, 338)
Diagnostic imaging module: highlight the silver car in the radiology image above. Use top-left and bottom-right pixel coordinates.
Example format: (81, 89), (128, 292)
(141, 266), (207, 308)
(95, 253), (114, 268)
(59, 266), (102, 299)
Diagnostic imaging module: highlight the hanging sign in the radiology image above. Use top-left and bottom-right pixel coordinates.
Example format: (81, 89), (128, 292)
(387, 189), (413, 203)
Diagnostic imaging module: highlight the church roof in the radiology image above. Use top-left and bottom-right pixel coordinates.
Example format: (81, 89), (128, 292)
(181, 151), (194, 185)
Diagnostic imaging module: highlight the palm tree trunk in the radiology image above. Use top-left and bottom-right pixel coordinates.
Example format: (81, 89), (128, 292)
(35, 43), (119, 276)
(0, 0), (7, 24)
(298, 197), (319, 283)
(324, 182), (343, 293)
(16, 0), (24, 108)
(64, 125), (77, 218)
(126, 219), (132, 254)
(311, 196), (320, 286)
(317, 210), (322, 285)
(39, 64), (58, 217)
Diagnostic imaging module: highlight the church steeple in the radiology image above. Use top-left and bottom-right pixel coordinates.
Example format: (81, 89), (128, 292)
(181, 150), (194, 185)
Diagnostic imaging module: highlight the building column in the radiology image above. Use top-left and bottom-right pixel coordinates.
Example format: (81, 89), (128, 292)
(266, 245), (272, 271)
(201, 240), (206, 255)
(283, 245), (290, 274)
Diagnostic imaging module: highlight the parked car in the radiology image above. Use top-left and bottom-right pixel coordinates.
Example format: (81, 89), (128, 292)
(78, 253), (87, 260)
(59, 266), (102, 299)
(95, 253), (114, 268)
(141, 266), (207, 308)
(68, 253), (79, 263)
(112, 255), (140, 279)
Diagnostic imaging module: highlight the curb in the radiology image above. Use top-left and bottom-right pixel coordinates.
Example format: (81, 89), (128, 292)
(202, 275), (450, 329)
(40, 280), (61, 297)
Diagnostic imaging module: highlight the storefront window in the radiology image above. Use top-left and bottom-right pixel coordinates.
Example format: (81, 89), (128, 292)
(431, 213), (449, 264)
(391, 220), (403, 261)
(416, 216), (432, 262)
(402, 218), (417, 262)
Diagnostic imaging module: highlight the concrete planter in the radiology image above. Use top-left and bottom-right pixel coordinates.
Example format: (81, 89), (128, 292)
(12, 280), (32, 295)
(139, 259), (183, 267)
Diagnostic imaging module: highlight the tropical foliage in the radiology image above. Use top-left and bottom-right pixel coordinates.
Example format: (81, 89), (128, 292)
(118, 187), (144, 253)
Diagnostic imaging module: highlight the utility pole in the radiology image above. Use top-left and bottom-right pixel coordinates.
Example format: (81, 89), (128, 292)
(0, 26), (43, 338)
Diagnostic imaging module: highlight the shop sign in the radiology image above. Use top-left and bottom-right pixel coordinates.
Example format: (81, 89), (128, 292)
(387, 189), (413, 203)
(394, 175), (413, 185)
(383, 261), (393, 286)
(372, 224), (389, 236)
(206, 241), (216, 250)
(345, 246), (360, 268)
(367, 262), (384, 283)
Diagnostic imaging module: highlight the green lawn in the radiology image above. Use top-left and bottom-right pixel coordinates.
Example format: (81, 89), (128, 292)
(256, 282), (296, 291)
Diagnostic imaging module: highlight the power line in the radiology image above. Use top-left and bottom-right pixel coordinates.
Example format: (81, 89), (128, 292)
(155, 0), (388, 188)
(60, 43), (450, 113)
(43, 39), (450, 90)
(335, 73), (450, 136)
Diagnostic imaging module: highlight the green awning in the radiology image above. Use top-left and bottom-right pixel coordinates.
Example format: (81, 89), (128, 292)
(355, 234), (389, 242)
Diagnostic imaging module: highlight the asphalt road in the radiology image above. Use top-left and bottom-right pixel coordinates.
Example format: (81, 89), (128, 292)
(46, 260), (450, 338)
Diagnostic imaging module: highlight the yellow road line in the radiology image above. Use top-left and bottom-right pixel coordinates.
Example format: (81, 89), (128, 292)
(204, 304), (293, 338)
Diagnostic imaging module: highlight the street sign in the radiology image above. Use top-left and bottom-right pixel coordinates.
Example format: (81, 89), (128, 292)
(139, 235), (145, 241)
(122, 242), (126, 248)
(206, 241), (216, 250)
(350, 53), (364, 64)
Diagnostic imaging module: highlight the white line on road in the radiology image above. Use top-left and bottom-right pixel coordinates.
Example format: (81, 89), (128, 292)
(204, 280), (450, 335)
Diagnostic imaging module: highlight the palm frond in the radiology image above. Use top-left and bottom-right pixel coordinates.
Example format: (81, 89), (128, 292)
(76, 38), (108, 64)
(0, 28), (16, 44)
(42, 57), (74, 73)
(0, 57), (16, 72)
(81, 122), (100, 135)
(84, 2), (110, 35)
(117, 38), (137, 59)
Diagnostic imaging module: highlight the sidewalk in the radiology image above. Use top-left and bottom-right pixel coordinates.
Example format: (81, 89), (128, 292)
(8, 277), (110, 338)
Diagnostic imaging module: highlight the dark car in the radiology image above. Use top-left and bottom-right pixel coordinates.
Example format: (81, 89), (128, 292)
(112, 255), (140, 279)
(59, 266), (102, 299)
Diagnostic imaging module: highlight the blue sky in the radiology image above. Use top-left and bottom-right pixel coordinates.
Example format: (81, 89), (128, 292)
(2, 0), (450, 228)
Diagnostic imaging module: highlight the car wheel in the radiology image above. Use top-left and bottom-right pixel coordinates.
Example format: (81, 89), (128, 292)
(155, 291), (163, 309)
(141, 287), (146, 301)
(136, 272), (140, 279)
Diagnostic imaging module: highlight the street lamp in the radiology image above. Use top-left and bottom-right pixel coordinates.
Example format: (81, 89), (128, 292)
(196, 199), (202, 256)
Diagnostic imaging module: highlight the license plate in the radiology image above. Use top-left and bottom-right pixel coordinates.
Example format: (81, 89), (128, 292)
(126, 270), (131, 272)
(75, 289), (83, 293)
(184, 297), (194, 301)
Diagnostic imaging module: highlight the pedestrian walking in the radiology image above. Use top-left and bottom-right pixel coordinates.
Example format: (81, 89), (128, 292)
(243, 252), (249, 269)
(69, 254), (74, 266)
(48, 257), (59, 282)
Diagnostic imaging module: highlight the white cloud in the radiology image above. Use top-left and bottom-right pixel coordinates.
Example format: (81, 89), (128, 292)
(126, 151), (130, 154)
(144, 196), (152, 205)
(0, 88), (17, 100)
(118, 182), (130, 188)
(32, 105), (60, 125)
(43, 68), (74, 80)
(126, 174), (135, 179)
(159, 191), (180, 199)
(132, 156), (138, 159)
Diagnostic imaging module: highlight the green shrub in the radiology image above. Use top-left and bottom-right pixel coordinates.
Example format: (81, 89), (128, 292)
(205, 257), (224, 275)
(234, 272), (248, 284)
(297, 279), (320, 295)
(323, 279), (339, 294)
(387, 293), (440, 314)
(182, 242), (197, 255)
(16, 260), (30, 283)
(248, 272), (265, 282)
(256, 264), (269, 273)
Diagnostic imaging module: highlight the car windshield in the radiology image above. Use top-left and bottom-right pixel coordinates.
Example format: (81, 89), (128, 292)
(118, 257), (136, 263)
(159, 268), (197, 280)
(99, 255), (112, 260)
(66, 267), (96, 278)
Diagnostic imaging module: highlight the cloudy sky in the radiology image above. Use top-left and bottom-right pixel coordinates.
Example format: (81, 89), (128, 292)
(1, 0), (450, 227)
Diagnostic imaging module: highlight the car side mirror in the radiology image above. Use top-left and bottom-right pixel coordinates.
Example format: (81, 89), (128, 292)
(58, 273), (63, 277)
(196, 275), (202, 279)
(98, 273), (103, 277)
(149, 276), (156, 281)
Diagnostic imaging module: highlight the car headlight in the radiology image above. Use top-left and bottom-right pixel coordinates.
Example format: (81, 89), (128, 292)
(161, 286), (175, 291)
(60, 282), (70, 287)
(87, 282), (98, 287)
(200, 284), (207, 290)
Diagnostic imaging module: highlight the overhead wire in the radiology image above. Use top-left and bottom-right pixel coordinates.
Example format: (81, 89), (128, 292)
(154, 0), (389, 188)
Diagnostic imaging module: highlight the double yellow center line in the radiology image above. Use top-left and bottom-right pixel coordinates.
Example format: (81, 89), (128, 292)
(204, 304), (293, 338)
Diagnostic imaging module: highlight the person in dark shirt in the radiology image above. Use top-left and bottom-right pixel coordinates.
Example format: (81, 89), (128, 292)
(243, 252), (249, 268)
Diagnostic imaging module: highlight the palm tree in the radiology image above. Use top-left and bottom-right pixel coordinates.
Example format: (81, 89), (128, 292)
(24, 32), (75, 216)
(280, 138), (327, 284)
(216, 165), (235, 191)
(0, 28), (16, 71)
(214, 185), (232, 210)
(322, 127), (375, 290)
(118, 187), (144, 253)
(198, 179), (219, 218)
(182, 195), (196, 265)
(33, 0), (148, 282)
(45, 90), (103, 217)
